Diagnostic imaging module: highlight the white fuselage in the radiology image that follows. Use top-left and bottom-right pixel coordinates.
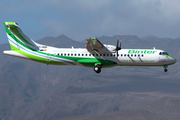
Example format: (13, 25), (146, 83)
(39, 44), (176, 67)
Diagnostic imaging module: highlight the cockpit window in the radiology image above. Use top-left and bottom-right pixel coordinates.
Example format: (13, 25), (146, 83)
(159, 52), (169, 55)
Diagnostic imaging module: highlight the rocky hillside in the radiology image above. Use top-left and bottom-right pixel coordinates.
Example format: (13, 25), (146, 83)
(0, 35), (179, 120)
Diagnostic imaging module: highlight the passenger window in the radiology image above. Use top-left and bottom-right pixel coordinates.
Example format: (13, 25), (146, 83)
(107, 54), (109, 56)
(134, 54), (136, 57)
(85, 54), (87, 56)
(68, 54), (70, 56)
(64, 54), (66, 56)
(74, 54), (76, 56)
(78, 54), (80, 56)
(82, 54), (84, 56)
(127, 54), (129, 57)
(142, 54), (144, 57)
(96, 54), (98, 56)
(103, 54), (105, 56)
(124, 54), (126, 57)
(71, 54), (73, 56)
(61, 53), (63, 56)
(93, 54), (95, 56)
(121, 54), (123, 57)
(131, 54), (133, 57)
(138, 54), (140, 57)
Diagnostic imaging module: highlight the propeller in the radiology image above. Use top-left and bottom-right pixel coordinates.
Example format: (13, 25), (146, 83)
(116, 37), (121, 58)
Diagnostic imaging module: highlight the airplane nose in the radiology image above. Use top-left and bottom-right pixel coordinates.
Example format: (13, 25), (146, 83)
(170, 58), (176, 64)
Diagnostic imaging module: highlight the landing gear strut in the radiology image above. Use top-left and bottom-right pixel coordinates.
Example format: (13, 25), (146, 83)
(94, 64), (102, 73)
(163, 65), (168, 72)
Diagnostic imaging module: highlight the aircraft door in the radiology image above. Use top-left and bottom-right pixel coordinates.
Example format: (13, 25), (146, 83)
(159, 56), (166, 62)
(46, 53), (51, 63)
(12, 34), (20, 49)
(16, 40), (20, 49)
(10, 33), (20, 50)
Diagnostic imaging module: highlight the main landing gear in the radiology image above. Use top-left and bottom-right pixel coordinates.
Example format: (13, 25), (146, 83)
(164, 69), (168, 72)
(94, 64), (102, 73)
(163, 65), (168, 72)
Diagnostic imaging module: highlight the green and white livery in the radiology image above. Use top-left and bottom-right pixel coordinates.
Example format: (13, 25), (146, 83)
(3, 22), (176, 73)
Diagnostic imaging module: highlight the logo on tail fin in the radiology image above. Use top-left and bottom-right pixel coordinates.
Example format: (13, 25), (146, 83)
(4, 22), (39, 51)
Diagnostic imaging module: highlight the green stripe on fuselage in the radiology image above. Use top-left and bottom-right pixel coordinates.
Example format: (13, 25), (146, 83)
(163, 55), (176, 59)
(77, 58), (116, 67)
(10, 44), (66, 65)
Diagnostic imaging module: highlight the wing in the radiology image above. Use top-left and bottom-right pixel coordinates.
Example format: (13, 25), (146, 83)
(86, 38), (107, 53)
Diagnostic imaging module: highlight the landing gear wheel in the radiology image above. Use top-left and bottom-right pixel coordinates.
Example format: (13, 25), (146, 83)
(163, 65), (168, 72)
(94, 65), (101, 73)
(164, 68), (168, 72)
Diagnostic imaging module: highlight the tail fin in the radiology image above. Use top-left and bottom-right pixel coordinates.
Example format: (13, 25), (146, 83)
(4, 22), (39, 51)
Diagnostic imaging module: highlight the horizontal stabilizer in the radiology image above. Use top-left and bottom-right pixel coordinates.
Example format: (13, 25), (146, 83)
(3, 50), (30, 59)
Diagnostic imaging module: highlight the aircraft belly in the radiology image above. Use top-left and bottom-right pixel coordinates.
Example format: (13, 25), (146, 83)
(118, 62), (162, 66)
(77, 58), (117, 68)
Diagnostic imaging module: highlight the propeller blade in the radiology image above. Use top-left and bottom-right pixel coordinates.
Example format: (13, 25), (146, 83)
(116, 37), (119, 50)
(116, 37), (121, 51)
(116, 37), (119, 58)
(116, 49), (118, 58)
(119, 40), (121, 50)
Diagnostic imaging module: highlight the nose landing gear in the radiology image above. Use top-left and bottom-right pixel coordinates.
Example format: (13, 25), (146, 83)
(163, 65), (168, 72)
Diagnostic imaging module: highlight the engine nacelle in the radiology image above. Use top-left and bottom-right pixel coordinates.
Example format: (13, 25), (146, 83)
(103, 44), (116, 52)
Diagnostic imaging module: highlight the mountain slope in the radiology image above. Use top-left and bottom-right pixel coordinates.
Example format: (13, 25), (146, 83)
(0, 35), (179, 120)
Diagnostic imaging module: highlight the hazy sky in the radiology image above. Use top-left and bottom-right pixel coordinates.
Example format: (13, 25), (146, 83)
(1, 0), (180, 44)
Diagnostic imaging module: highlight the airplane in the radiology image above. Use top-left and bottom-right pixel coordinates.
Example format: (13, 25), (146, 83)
(3, 22), (177, 73)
